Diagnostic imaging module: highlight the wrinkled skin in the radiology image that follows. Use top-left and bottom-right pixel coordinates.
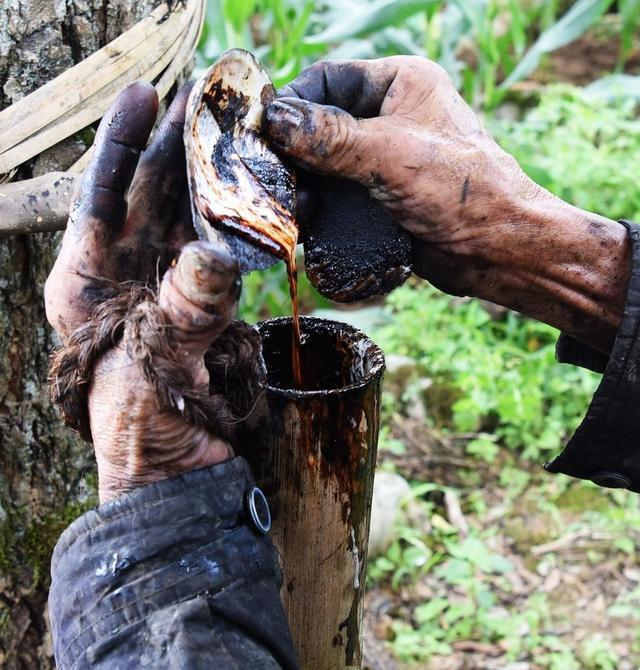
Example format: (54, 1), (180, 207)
(45, 83), (238, 503)
(264, 56), (631, 354)
(45, 58), (632, 501)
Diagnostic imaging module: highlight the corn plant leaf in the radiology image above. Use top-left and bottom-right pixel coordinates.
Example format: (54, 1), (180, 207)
(500, 0), (615, 89)
(619, 0), (640, 68)
(437, 3), (467, 88)
(304, 0), (438, 45)
(324, 39), (379, 61)
(224, 0), (257, 30)
(585, 75), (640, 102)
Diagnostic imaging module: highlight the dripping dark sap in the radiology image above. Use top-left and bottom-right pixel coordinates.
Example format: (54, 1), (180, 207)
(257, 316), (383, 393)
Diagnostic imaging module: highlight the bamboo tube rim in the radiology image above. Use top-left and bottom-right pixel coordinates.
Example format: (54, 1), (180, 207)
(256, 316), (385, 399)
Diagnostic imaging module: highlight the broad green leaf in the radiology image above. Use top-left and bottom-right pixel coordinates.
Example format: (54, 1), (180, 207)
(500, 0), (615, 89)
(323, 39), (380, 62)
(619, 0), (640, 67)
(225, 0), (257, 29)
(374, 556), (395, 572)
(304, 0), (438, 45)
(449, 0), (489, 27)
(414, 598), (449, 624)
(585, 75), (640, 102)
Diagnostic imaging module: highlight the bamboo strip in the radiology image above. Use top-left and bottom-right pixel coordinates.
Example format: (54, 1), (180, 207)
(0, 17), (190, 173)
(0, 10), (193, 172)
(0, 0), (205, 234)
(0, 0), (192, 155)
(68, 0), (205, 175)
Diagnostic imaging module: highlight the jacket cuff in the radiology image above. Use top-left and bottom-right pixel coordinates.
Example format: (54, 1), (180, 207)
(555, 333), (610, 373)
(49, 457), (293, 669)
(546, 220), (640, 491)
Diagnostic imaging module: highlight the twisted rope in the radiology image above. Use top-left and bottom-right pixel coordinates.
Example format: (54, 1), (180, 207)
(50, 281), (264, 444)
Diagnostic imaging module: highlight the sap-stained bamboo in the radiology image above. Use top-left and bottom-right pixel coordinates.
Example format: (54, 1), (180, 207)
(240, 317), (385, 670)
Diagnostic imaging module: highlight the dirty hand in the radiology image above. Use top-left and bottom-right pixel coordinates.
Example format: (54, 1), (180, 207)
(264, 56), (630, 354)
(45, 83), (245, 503)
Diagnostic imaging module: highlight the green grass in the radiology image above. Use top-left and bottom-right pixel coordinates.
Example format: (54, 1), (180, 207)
(374, 282), (600, 460)
(491, 85), (640, 222)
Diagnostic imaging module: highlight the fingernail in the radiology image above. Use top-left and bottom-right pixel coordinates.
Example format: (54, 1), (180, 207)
(265, 101), (304, 147)
(175, 242), (238, 307)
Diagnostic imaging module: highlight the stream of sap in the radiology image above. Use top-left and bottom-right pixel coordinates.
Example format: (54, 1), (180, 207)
(286, 252), (304, 390)
(249, 209), (304, 389)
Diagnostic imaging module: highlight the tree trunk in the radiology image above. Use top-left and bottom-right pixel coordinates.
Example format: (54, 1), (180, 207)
(0, 3), (163, 667)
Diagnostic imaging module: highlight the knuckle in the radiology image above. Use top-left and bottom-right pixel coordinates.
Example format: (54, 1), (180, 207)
(391, 59), (451, 104)
(284, 61), (331, 102)
(426, 60), (448, 79)
(321, 111), (357, 163)
(304, 60), (327, 76)
(406, 57), (449, 84)
(295, 60), (329, 88)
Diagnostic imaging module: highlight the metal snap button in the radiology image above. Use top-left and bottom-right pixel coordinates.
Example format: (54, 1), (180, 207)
(591, 472), (631, 489)
(246, 486), (271, 534)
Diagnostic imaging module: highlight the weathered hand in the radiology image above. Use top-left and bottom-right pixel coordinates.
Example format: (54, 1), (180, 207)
(45, 83), (255, 503)
(264, 57), (630, 354)
(263, 57), (535, 290)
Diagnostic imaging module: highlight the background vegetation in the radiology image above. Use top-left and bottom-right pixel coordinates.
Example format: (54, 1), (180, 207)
(199, 2), (640, 668)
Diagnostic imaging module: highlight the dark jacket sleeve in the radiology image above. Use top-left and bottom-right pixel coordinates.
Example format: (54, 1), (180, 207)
(546, 220), (640, 491)
(48, 456), (298, 670)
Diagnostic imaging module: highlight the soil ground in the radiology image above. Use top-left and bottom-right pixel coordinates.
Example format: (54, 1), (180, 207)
(363, 417), (640, 669)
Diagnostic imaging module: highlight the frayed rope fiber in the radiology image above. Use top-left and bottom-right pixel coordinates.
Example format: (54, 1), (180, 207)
(49, 281), (264, 443)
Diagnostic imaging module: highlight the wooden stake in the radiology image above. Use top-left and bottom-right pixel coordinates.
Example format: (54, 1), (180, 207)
(0, 173), (75, 235)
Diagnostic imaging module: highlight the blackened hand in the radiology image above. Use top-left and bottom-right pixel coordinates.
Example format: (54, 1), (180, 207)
(262, 57), (542, 294)
(263, 57), (630, 354)
(45, 83), (240, 502)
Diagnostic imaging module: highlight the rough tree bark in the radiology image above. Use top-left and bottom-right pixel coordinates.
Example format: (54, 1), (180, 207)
(0, 2), (163, 667)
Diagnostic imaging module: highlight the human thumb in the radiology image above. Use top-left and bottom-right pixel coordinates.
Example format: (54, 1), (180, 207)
(157, 241), (241, 361)
(264, 97), (381, 184)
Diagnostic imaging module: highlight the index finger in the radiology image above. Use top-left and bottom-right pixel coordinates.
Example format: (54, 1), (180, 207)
(277, 57), (403, 118)
(124, 82), (193, 242)
(45, 83), (159, 341)
(70, 81), (159, 243)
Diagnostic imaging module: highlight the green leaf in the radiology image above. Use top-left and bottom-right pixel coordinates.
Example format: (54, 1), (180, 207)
(619, 0), (640, 68)
(585, 75), (640, 102)
(500, 0), (615, 89)
(466, 435), (499, 464)
(414, 598), (449, 624)
(437, 557), (472, 583)
(614, 536), (635, 554)
(304, 0), (438, 45)
(374, 556), (395, 572)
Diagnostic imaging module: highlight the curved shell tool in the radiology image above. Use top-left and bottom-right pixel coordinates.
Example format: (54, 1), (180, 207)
(184, 49), (297, 273)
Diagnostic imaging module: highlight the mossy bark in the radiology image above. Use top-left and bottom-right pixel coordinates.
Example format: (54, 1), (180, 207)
(0, 2), (163, 667)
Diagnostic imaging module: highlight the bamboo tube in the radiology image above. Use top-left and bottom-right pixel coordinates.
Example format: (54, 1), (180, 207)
(239, 316), (385, 669)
